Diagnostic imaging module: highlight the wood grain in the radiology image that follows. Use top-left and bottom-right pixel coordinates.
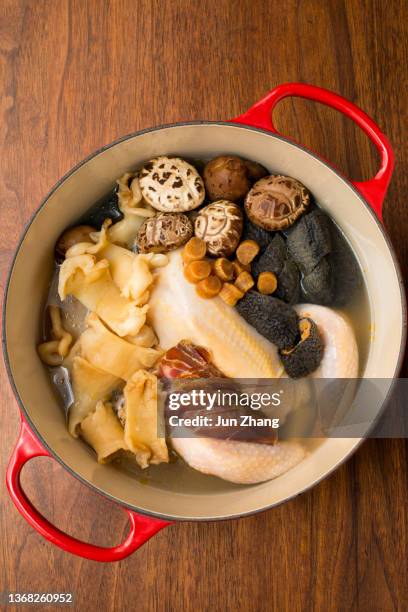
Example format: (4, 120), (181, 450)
(0, 1), (407, 611)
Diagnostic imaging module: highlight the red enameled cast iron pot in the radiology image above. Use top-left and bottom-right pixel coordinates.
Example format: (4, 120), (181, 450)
(3, 84), (406, 562)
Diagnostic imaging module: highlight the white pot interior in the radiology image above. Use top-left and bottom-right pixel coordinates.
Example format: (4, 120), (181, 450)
(4, 123), (405, 520)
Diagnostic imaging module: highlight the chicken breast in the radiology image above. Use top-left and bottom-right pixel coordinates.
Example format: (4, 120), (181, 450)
(149, 249), (283, 379)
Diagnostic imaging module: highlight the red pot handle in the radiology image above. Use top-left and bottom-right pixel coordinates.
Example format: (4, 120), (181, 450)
(231, 83), (394, 222)
(6, 417), (171, 562)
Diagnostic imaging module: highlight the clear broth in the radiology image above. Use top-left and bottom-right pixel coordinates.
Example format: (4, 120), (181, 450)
(43, 188), (371, 493)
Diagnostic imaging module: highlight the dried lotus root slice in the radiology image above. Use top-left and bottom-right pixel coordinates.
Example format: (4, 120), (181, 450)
(139, 156), (205, 212)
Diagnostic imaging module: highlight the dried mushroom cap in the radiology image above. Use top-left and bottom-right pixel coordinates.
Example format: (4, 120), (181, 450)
(135, 212), (193, 253)
(236, 291), (298, 349)
(139, 156), (205, 212)
(203, 155), (251, 202)
(280, 317), (324, 378)
(245, 175), (311, 231)
(194, 200), (243, 257)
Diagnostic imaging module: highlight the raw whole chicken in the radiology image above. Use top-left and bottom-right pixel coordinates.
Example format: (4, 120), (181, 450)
(150, 249), (358, 484)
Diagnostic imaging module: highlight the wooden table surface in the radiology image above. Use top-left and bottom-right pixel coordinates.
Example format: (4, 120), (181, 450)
(1, 1), (407, 610)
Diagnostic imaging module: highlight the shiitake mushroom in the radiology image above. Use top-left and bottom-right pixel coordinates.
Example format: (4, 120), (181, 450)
(204, 156), (250, 202)
(194, 201), (243, 257)
(203, 156), (268, 202)
(135, 212), (193, 253)
(245, 175), (311, 231)
(280, 317), (324, 378)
